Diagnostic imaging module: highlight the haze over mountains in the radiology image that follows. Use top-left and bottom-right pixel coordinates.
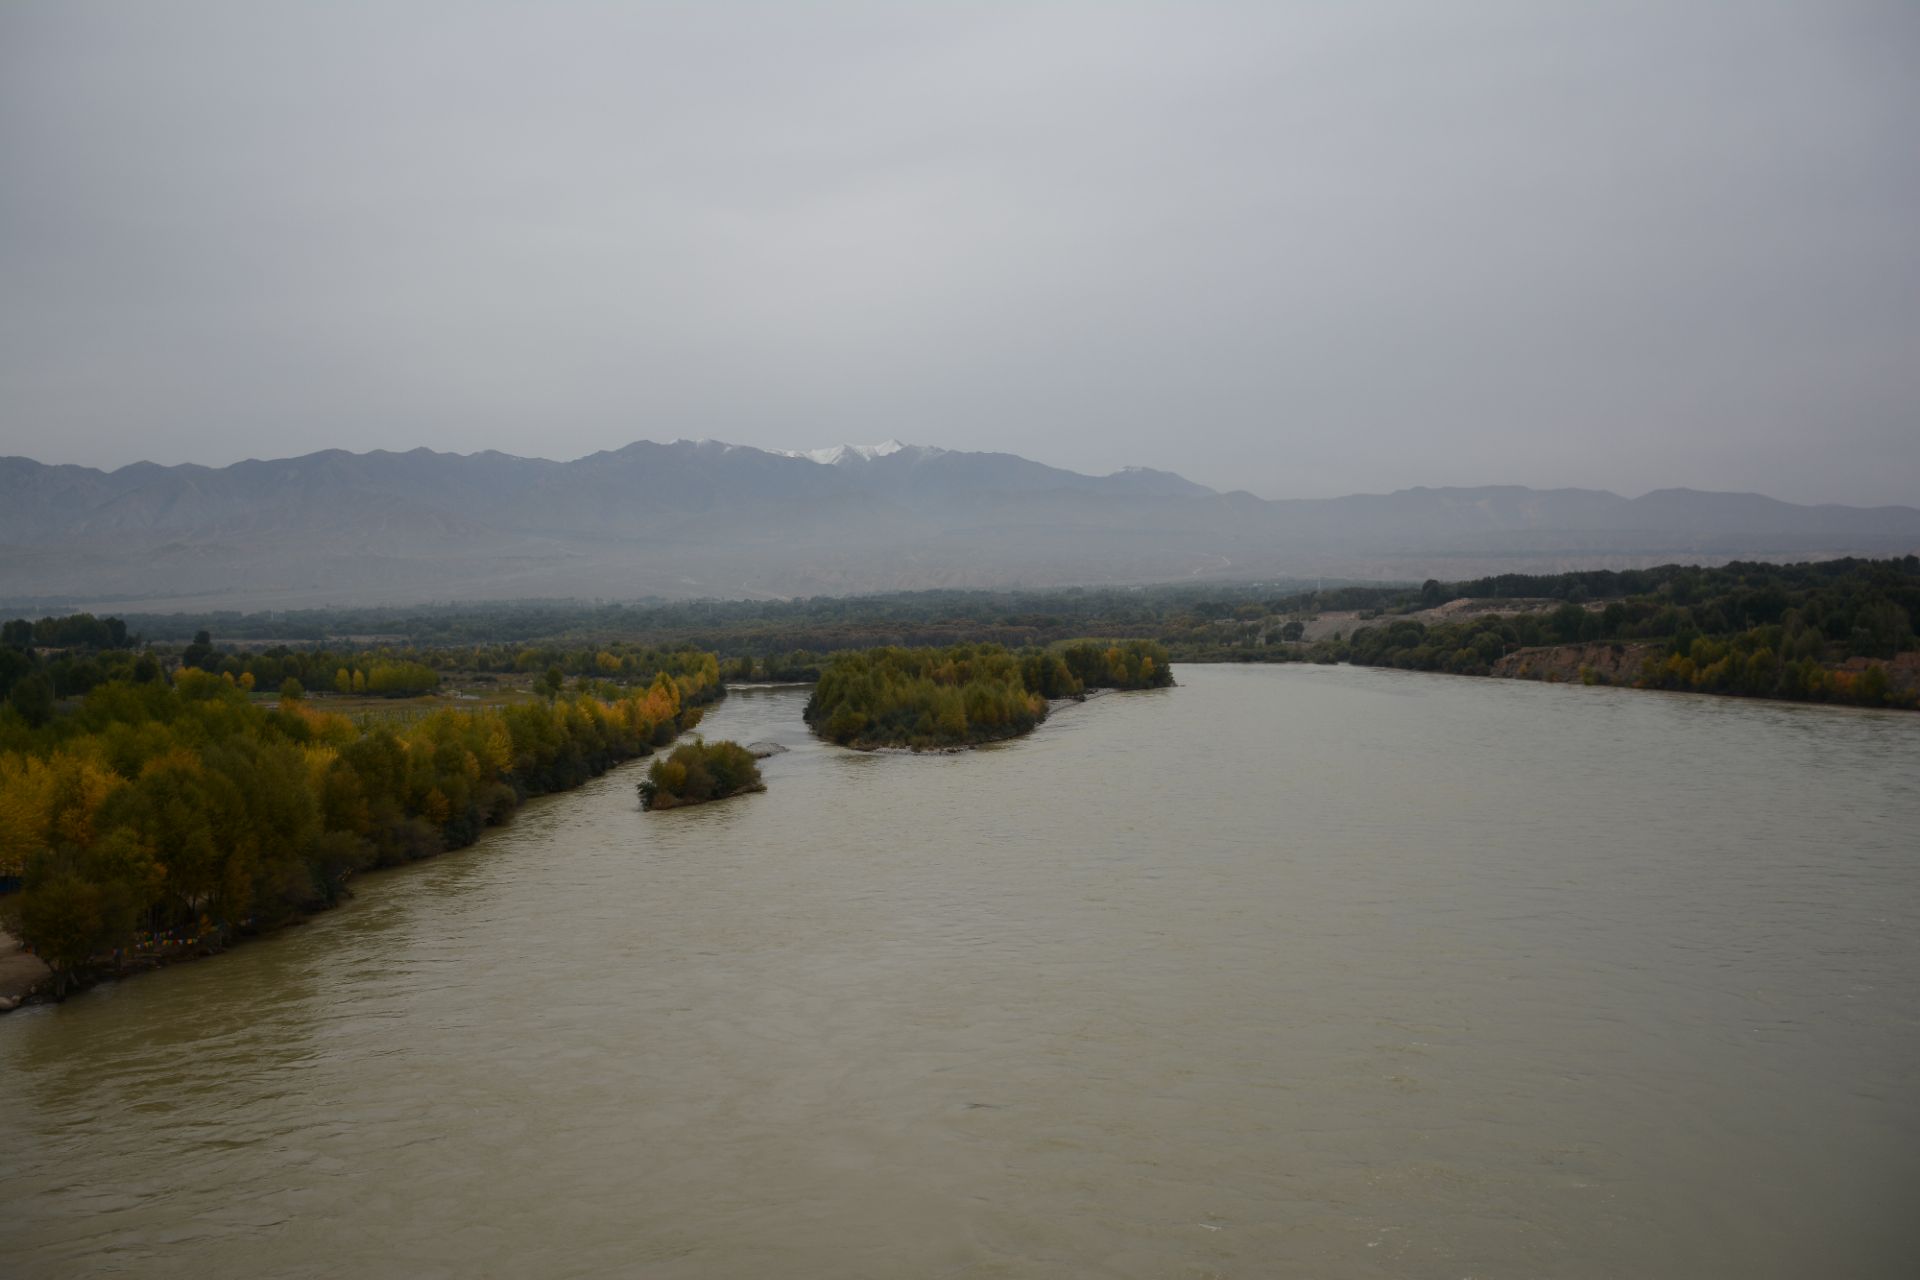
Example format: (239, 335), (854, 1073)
(3, 440), (1916, 612)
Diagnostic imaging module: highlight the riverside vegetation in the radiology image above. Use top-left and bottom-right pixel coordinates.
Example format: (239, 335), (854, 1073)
(105, 556), (1919, 710)
(3, 558), (1910, 991)
(0, 622), (1174, 998)
(0, 641), (721, 996)
(1282, 557), (1920, 708)
(805, 641), (1173, 750)
(637, 739), (765, 810)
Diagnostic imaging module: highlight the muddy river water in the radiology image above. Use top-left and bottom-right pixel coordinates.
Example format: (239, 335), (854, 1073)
(3, 666), (1917, 1277)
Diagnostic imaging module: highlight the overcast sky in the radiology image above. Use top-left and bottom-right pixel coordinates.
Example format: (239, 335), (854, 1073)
(2, 2), (1915, 504)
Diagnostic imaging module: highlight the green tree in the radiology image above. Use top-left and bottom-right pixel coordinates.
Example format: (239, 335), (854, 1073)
(8, 671), (55, 727)
(1852, 601), (1913, 659)
(3, 853), (143, 997)
(181, 629), (216, 671)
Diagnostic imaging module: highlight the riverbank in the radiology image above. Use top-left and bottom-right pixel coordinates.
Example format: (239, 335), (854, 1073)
(1196, 646), (1920, 711)
(1490, 642), (1920, 705)
(0, 927), (52, 1009)
(4, 716), (712, 1008)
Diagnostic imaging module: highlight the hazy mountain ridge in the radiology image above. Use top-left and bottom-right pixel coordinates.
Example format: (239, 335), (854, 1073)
(2, 441), (1916, 610)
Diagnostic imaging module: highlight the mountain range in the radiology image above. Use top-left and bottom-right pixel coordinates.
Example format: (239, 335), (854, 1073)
(3, 439), (1916, 611)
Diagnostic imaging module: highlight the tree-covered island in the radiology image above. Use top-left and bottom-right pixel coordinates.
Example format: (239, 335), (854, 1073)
(638, 739), (765, 810)
(804, 640), (1173, 751)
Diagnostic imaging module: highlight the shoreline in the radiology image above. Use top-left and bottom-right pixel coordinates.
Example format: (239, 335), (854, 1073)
(1189, 657), (1920, 715)
(825, 686), (1130, 754)
(0, 927), (52, 1010)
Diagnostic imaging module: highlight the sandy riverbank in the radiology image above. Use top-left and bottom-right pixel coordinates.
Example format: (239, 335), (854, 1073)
(0, 926), (51, 1008)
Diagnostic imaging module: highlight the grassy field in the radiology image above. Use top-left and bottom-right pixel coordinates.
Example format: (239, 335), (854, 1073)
(248, 682), (544, 723)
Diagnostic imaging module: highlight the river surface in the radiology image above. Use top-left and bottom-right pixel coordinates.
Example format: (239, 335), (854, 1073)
(3, 666), (1918, 1278)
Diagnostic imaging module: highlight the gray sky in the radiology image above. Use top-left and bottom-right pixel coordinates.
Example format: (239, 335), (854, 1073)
(2, 1), (1916, 504)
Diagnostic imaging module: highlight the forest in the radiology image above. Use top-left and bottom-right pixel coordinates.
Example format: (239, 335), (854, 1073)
(0, 647), (721, 994)
(1300, 557), (1920, 708)
(638, 739), (765, 810)
(804, 640), (1173, 750)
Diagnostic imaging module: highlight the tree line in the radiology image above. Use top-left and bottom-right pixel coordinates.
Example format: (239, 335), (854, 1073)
(111, 584), (1312, 662)
(103, 559), (1917, 687)
(0, 613), (162, 727)
(1291, 559), (1918, 707)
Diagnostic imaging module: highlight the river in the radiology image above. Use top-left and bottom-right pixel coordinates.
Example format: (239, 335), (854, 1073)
(3, 666), (1917, 1277)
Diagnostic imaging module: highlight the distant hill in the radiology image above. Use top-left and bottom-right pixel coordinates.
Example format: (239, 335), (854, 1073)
(2, 440), (1915, 610)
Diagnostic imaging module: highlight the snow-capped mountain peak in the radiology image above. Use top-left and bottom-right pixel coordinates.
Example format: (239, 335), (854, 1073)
(783, 439), (938, 466)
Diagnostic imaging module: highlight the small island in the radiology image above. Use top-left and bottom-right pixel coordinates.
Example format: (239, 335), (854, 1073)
(804, 640), (1173, 751)
(638, 739), (766, 810)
